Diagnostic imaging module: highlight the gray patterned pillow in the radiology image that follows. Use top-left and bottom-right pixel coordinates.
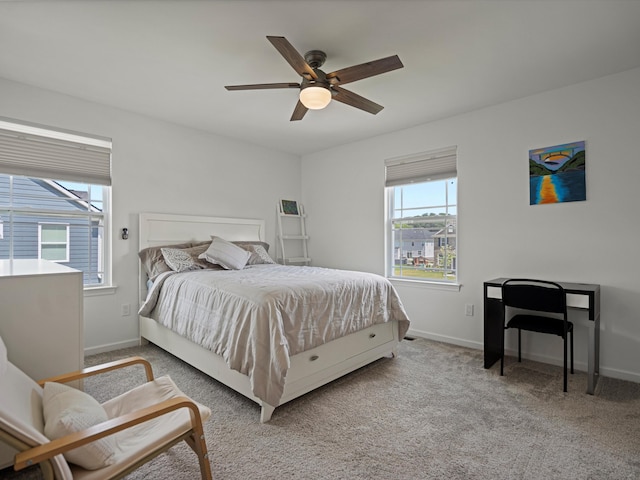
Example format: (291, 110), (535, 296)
(246, 244), (276, 265)
(161, 247), (206, 273)
(139, 242), (192, 279)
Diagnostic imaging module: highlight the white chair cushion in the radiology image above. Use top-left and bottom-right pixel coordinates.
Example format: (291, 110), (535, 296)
(43, 382), (116, 470)
(71, 375), (211, 480)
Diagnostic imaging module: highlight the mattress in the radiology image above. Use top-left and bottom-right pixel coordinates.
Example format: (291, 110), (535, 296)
(139, 264), (410, 405)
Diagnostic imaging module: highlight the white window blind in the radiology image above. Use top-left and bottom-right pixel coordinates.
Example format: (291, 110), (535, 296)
(0, 120), (112, 186)
(385, 146), (457, 186)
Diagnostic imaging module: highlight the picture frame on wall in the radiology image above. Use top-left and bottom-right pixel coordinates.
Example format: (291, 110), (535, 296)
(280, 199), (300, 215)
(529, 140), (586, 205)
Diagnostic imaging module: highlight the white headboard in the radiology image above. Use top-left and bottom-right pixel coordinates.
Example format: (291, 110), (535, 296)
(138, 212), (266, 304)
(139, 212), (266, 249)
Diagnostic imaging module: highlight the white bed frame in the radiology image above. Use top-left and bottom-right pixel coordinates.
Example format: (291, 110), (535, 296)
(139, 212), (400, 422)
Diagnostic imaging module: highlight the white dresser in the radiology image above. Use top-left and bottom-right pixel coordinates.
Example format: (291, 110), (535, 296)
(0, 259), (84, 381)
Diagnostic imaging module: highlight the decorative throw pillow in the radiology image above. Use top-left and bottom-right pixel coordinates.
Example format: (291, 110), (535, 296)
(245, 244), (276, 265)
(43, 382), (116, 470)
(139, 242), (192, 280)
(161, 247), (206, 273)
(198, 236), (251, 270)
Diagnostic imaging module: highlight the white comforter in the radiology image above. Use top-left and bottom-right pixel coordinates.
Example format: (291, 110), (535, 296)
(139, 264), (410, 406)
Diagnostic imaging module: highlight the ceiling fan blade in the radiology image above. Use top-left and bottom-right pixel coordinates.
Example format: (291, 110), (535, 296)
(290, 100), (309, 121)
(267, 36), (317, 80)
(332, 85), (384, 115)
(225, 82), (300, 91)
(326, 55), (403, 85)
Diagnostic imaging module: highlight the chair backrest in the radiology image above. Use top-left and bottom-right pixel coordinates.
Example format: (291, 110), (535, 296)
(502, 279), (567, 316)
(0, 335), (73, 479)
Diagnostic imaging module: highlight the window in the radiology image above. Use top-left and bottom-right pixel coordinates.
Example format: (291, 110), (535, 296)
(39, 223), (70, 262)
(385, 147), (457, 283)
(0, 119), (112, 287)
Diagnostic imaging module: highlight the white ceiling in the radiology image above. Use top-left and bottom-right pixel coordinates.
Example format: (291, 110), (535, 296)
(2, 1), (640, 156)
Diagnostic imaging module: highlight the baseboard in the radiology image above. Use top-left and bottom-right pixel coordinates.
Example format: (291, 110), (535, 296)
(599, 366), (640, 384)
(407, 330), (640, 385)
(84, 338), (140, 356)
(517, 349), (640, 384)
(406, 328), (483, 351)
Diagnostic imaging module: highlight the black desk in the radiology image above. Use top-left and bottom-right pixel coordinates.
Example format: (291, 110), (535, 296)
(483, 277), (601, 394)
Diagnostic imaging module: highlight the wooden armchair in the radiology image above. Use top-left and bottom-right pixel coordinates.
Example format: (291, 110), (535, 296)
(0, 335), (212, 480)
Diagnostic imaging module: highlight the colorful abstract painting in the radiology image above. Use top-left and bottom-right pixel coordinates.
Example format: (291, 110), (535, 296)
(529, 141), (586, 205)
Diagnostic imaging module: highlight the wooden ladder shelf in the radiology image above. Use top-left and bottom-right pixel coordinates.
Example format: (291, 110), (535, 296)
(276, 200), (310, 265)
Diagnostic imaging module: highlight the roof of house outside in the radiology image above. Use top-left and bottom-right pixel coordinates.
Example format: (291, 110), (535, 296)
(433, 224), (457, 238)
(393, 228), (436, 242)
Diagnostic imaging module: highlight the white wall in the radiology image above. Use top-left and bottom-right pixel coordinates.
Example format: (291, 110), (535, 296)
(0, 78), (301, 354)
(3, 67), (639, 384)
(301, 67), (640, 384)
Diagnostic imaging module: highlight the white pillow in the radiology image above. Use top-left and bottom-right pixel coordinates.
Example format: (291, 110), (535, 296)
(0, 335), (7, 377)
(43, 382), (116, 470)
(198, 236), (251, 270)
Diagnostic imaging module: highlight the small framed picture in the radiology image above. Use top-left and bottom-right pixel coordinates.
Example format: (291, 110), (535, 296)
(280, 199), (299, 215)
(529, 140), (586, 205)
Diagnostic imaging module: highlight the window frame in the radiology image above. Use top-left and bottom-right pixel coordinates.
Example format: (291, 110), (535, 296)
(384, 147), (458, 286)
(0, 174), (112, 287)
(0, 118), (112, 289)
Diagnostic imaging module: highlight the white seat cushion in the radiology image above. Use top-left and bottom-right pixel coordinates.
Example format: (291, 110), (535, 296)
(71, 375), (211, 480)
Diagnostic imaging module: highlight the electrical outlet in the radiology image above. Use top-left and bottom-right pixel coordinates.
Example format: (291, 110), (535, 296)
(465, 304), (474, 316)
(121, 303), (131, 316)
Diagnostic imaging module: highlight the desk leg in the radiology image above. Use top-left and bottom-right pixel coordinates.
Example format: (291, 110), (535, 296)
(587, 317), (600, 394)
(484, 289), (504, 369)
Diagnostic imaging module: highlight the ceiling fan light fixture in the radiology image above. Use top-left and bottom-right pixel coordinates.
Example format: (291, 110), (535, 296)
(299, 85), (332, 110)
(225, 36), (404, 121)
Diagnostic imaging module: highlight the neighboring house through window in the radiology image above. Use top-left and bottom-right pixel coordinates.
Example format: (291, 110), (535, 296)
(385, 147), (457, 283)
(0, 119), (112, 288)
(39, 223), (70, 262)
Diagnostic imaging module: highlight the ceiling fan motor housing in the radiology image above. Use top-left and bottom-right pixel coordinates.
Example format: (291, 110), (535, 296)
(302, 50), (333, 91)
(304, 50), (327, 69)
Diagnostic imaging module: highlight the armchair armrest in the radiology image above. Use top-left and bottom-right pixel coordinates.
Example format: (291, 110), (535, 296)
(14, 396), (206, 471)
(37, 356), (154, 387)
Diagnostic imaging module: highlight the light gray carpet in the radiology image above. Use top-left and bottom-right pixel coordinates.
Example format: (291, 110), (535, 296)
(2, 337), (639, 479)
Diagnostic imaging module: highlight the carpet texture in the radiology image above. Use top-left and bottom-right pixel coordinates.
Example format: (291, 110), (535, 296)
(2, 337), (639, 479)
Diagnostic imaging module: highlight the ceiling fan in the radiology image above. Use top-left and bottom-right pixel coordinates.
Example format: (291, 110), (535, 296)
(225, 36), (404, 121)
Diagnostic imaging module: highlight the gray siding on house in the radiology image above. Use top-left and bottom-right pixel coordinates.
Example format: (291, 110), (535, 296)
(0, 175), (102, 283)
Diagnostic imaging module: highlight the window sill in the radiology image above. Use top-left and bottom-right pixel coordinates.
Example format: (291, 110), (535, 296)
(389, 277), (461, 292)
(84, 285), (117, 297)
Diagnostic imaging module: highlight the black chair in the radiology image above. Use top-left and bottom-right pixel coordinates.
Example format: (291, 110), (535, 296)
(500, 279), (574, 392)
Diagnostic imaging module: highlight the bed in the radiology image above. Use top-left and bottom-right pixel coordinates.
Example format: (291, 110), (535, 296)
(138, 212), (410, 422)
